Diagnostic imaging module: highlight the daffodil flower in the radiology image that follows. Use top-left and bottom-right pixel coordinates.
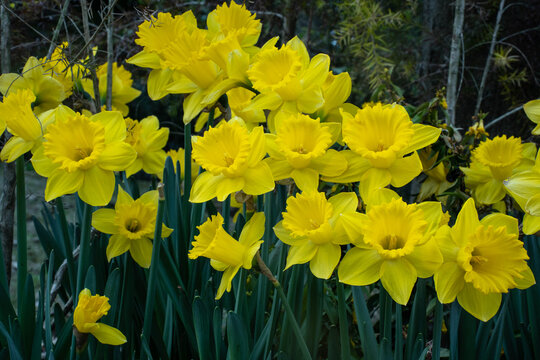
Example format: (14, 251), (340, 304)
(338, 191), (445, 305)
(81, 62), (141, 116)
(264, 112), (346, 191)
(434, 198), (535, 321)
(190, 122), (274, 202)
(0, 56), (66, 114)
(274, 191), (358, 279)
(322, 103), (441, 201)
(92, 186), (173, 268)
(504, 148), (540, 235)
(123, 116), (169, 177)
(73, 289), (126, 346)
(189, 212), (265, 299)
(31, 111), (137, 206)
(417, 148), (455, 203)
(461, 135), (536, 204)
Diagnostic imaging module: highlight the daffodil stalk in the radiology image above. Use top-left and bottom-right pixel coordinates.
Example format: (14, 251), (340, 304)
(255, 252), (312, 360)
(183, 121), (192, 240)
(141, 183), (165, 358)
(15, 156), (27, 313)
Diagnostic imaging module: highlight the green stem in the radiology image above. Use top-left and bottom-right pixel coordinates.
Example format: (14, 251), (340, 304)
(222, 195), (231, 233)
(57, 198), (75, 293)
(183, 122), (192, 241)
(256, 253), (312, 360)
(432, 301), (443, 360)
(75, 202), (92, 303)
(337, 281), (350, 359)
(141, 185), (166, 359)
(15, 157), (27, 313)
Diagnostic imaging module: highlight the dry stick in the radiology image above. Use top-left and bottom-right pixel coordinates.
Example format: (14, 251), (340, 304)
(46, 0), (71, 59)
(446, 0), (465, 127)
(106, 0), (114, 111)
(0, 0), (15, 285)
(80, 0), (101, 113)
(485, 105), (523, 130)
(474, 0), (506, 117)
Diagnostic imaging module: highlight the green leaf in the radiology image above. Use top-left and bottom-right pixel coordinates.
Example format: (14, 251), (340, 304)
(193, 297), (214, 360)
(351, 286), (378, 359)
(227, 311), (250, 360)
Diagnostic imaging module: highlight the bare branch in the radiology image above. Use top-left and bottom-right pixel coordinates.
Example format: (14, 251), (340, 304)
(46, 0), (71, 60)
(446, 0), (465, 127)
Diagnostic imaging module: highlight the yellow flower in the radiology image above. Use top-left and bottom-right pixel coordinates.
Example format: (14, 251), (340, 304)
(504, 148), (540, 235)
(338, 193), (445, 305)
(314, 71), (352, 123)
(226, 87), (265, 129)
(246, 36), (329, 114)
(81, 62), (141, 116)
(40, 42), (81, 96)
(207, 1), (261, 49)
(92, 186), (173, 268)
(265, 112), (346, 191)
(523, 99), (540, 135)
(461, 136), (535, 204)
(0, 89), (51, 162)
(30, 111), (136, 206)
(190, 122), (274, 202)
(417, 149), (455, 203)
(0, 56), (66, 114)
(73, 289), (126, 345)
(123, 116), (169, 177)
(189, 212), (265, 299)
(434, 198), (534, 321)
(164, 147), (199, 184)
(274, 191), (358, 279)
(323, 103), (441, 201)
(465, 119), (489, 138)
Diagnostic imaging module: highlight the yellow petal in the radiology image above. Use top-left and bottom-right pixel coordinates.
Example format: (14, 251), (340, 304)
(79, 167), (115, 206)
(523, 99), (540, 123)
(523, 214), (540, 235)
(406, 239), (442, 277)
(338, 247), (382, 286)
(323, 72), (351, 111)
(246, 126), (266, 166)
(244, 92), (282, 112)
(266, 158), (293, 180)
(216, 177), (244, 201)
(31, 147), (57, 177)
(297, 86), (324, 114)
(457, 283), (501, 322)
(216, 265), (241, 300)
(274, 221), (308, 246)
(328, 192), (358, 217)
(0, 137), (33, 162)
(480, 213), (519, 235)
(311, 149), (347, 177)
(434, 262), (465, 303)
(106, 234), (130, 261)
(380, 258), (417, 305)
(129, 237), (153, 268)
(147, 69), (174, 100)
(190, 172), (222, 203)
(514, 266), (535, 290)
(91, 111), (126, 143)
(126, 50), (161, 69)
(242, 163), (275, 196)
(45, 170), (83, 201)
(359, 168), (392, 202)
(285, 241), (317, 269)
(99, 142), (137, 171)
(166, 74), (198, 94)
(417, 201), (443, 238)
(526, 193), (540, 216)
(183, 90), (207, 124)
(474, 178), (506, 205)
(309, 243), (341, 279)
(0, 73), (29, 95)
(403, 124), (441, 154)
(90, 323), (127, 345)
(92, 209), (117, 234)
(239, 212), (265, 246)
(388, 152), (423, 187)
(451, 198), (480, 247)
(333, 212), (367, 247)
(291, 168), (319, 192)
(116, 186), (134, 206)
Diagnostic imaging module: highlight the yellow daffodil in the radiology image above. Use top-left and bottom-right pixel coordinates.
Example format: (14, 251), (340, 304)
(81, 62), (141, 116)
(207, 1), (261, 50)
(246, 36), (329, 114)
(523, 99), (540, 135)
(504, 148), (540, 235)
(274, 191), (358, 279)
(338, 192), (445, 305)
(164, 147), (200, 184)
(417, 149), (455, 203)
(73, 288), (126, 346)
(30, 111), (136, 206)
(40, 42), (83, 97)
(92, 186), (173, 268)
(190, 122), (274, 202)
(226, 87), (266, 129)
(322, 103), (441, 201)
(314, 71), (352, 123)
(461, 136), (536, 204)
(189, 212), (265, 299)
(434, 198), (534, 321)
(264, 112), (346, 191)
(123, 116), (169, 177)
(0, 56), (66, 114)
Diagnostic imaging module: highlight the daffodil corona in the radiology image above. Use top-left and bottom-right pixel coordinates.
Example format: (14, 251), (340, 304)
(434, 198), (534, 321)
(190, 122), (274, 202)
(274, 191), (358, 279)
(189, 212), (265, 299)
(92, 187), (173, 268)
(338, 192), (445, 305)
(73, 289), (126, 346)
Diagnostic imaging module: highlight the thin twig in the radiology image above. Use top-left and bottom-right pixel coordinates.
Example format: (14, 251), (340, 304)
(1, 3), (51, 43)
(106, 0), (114, 111)
(46, 0), (71, 59)
(446, 0), (465, 127)
(80, 0), (101, 113)
(474, 0), (505, 116)
(484, 106), (523, 129)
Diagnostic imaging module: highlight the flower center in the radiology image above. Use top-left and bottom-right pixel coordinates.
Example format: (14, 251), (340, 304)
(381, 234), (405, 250)
(126, 219), (141, 233)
